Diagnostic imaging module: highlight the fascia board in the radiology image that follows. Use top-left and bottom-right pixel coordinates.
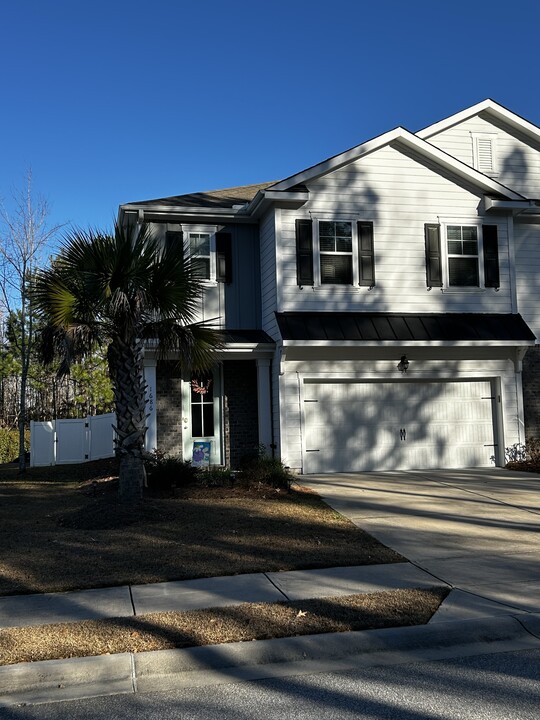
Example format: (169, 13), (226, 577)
(281, 339), (535, 348)
(417, 99), (540, 145)
(396, 132), (526, 200)
(269, 128), (405, 191)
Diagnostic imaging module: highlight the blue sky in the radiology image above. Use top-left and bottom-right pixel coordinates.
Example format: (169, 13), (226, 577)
(1, 0), (539, 234)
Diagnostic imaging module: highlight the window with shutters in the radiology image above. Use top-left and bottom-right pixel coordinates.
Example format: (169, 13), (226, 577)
(295, 218), (375, 287)
(472, 134), (497, 175)
(425, 221), (500, 290)
(165, 226), (232, 284)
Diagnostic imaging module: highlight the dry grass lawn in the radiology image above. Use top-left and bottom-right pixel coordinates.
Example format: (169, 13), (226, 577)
(0, 588), (448, 666)
(0, 460), (452, 665)
(0, 459), (404, 596)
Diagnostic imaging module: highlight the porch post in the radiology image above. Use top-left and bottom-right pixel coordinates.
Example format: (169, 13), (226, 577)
(143, 359), (157, 452)
(256, 358), (273, 452)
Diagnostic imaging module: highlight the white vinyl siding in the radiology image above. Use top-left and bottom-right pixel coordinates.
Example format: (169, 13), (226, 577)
(424, 115), (540, 197)
(277, 144), (511, 315)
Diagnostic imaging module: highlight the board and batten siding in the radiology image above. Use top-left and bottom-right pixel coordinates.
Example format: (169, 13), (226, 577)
(276, 144), (512, 315)
(279, 357), (521, 472)
(260, 209), (279, 337)
(424, 114), (540, 198)
(222, 224), (261, 330)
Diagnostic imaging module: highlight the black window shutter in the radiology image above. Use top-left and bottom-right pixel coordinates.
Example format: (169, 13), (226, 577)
(483, 225), (500, 288)
(424, 224), (442, 287)
(165, 230), (184, 256)
(216, 232), (232, 283)
(357, 221), (375, 286)
(296, 219), (314, 286)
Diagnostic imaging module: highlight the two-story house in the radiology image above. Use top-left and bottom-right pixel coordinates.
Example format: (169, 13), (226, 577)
(118, 99), (540, 474)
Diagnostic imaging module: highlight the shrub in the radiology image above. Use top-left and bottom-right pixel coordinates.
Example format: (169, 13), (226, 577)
(504, 438), (540, 465)
(0, 429), (30, 465)
(239, 446), (293, 491)
(144, 450), (198, 493)
(197, 467), (235, 487)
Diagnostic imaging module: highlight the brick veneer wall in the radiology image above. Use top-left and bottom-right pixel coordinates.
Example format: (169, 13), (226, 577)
(156, 361), (183, 456)
(223, 360), (259, 468)
(523, 346), (540, 439)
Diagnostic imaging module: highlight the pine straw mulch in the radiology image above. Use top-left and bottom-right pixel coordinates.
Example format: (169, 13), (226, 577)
(0, 587), (448, 666)
(0, 459), (404, 596)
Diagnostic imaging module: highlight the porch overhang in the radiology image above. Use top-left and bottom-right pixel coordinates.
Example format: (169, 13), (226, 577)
(275, 312), (536, 347)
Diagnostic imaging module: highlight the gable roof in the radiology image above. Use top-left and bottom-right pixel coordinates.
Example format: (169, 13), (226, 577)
(120, 99), (533, 219)
(266, 125), (525, 201)
(416, 99), (540, 145)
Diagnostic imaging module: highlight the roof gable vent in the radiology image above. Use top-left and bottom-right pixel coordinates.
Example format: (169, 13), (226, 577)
(472, 134), (497, 175)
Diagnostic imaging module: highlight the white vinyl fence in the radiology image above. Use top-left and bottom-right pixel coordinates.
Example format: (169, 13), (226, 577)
(30, 413), (116, 467)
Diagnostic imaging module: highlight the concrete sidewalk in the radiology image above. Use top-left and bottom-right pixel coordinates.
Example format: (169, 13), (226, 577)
(0, 562), (440, 629)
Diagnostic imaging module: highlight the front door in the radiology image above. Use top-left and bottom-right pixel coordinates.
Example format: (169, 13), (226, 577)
(182, 368), (222, 466)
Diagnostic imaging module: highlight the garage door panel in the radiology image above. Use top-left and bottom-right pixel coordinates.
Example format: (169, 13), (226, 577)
(303, 381), (495, 473)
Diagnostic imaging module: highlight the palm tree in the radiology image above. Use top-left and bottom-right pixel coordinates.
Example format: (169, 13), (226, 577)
(33, 222), (221, 504)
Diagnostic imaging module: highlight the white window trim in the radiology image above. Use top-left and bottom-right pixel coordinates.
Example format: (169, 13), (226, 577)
(312, 215), (371, 287)
(440, 218), (486, 293)
(182, 224), (218, 284)
(471, 133), (498, 176)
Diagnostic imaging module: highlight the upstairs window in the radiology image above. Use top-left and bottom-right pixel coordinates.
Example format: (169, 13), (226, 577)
(295, 219), (375, 287)
(446, 225), (479, 287)
(319, 221), (353, 284)
(165, 226), (232, 284)
(425, 222), (499, 290)
(189, 232), (211, 279)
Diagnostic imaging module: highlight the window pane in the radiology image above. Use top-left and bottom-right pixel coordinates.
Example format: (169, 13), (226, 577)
(319, 236), (335, 252)
(192, 258), (210, 279)
(319, 221), (334, 237)
(463, 240), (478, 255)
(449, 257), (479, 286)
(336, 236), (352, 252)
(202, 404), (214, 436)
(191, 406), (203, 437)
(462, 226), (477, 243)
(321, 255), (352, 284)
(447, 226), (462, 241)
(447, 240), (462, 255)
(335, 222), (352, 237)
(190, 233), (210, 255)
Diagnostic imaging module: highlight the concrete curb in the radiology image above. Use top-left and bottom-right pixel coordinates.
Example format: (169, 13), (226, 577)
(2, 613), (540, 707)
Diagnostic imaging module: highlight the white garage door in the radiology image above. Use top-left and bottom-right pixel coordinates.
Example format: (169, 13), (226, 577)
(303, 380), (496, 473)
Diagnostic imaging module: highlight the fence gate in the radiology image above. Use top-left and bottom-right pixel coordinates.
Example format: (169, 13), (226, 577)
(30, 413), (116, 467)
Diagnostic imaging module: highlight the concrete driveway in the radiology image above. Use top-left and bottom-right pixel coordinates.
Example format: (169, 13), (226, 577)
(301, 468), (540, 621)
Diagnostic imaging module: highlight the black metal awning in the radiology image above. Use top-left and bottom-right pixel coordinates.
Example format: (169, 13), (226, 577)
(275, 312), (536, 343)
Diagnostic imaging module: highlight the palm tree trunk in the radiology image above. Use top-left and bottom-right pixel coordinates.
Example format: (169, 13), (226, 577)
(108, 334), (147, 504)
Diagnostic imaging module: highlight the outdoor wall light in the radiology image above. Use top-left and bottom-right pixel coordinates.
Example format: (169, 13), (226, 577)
(397, 355), (410, 373)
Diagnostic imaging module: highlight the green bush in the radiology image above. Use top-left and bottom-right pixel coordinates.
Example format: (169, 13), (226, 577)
(239, 447), (293, 490)
(0, 429), (29, 465)
(144, 450), (198, 493)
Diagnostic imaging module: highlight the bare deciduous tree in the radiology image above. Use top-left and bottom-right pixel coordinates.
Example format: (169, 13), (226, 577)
(0, 171), (63, 471)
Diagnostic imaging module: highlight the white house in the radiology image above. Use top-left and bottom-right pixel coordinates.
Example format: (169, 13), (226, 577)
(119, 99), (540, 473)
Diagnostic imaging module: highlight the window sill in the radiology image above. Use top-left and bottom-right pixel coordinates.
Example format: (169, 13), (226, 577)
(440, 287), (488, 294)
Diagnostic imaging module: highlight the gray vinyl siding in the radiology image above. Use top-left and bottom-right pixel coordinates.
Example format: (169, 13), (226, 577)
(424, 114), (540, 197)
(260, 210), (279, 337)
(222, 224), (261, 329)
(277, 144), (512, 315)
